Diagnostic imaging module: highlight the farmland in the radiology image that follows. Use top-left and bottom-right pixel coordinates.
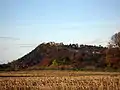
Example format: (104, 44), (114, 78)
(0, 70), (120, 90)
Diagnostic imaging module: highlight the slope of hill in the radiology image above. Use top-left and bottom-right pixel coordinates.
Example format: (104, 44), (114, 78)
(0, 42), (107, 71)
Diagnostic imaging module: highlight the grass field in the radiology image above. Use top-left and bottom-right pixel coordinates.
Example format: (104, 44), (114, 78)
(0, 70), (120, 90)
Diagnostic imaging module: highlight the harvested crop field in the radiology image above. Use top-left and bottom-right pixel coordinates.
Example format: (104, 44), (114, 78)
(0, 70), (120, 90)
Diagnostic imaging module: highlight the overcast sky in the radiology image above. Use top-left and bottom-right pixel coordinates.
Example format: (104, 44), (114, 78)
(0, 0), (120, 64)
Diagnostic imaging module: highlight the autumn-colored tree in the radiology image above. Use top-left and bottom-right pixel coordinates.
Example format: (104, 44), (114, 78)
(106, 48), (120, 68)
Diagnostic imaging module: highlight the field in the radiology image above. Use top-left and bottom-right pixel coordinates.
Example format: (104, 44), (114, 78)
(0, 70), (120, 90)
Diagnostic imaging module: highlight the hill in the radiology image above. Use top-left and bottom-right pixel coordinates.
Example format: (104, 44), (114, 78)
(0, 42), (108, 71)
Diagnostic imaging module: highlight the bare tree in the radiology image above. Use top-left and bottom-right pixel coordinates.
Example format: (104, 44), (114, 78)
(111, 32), (120, 48)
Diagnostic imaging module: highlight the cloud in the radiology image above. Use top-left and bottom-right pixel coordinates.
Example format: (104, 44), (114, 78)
(0, 36), (20, 40)
(18, 44), (37, 48)
(88, 39), (101, 44)
(85, 39), (108, 45)
(19, 45), (35, 48)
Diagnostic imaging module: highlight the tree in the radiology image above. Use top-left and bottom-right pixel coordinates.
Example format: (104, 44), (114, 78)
(111, 32), (120, 48)
(106, 48), (120, 68)
(52, 59), (58, 66)
(106, 32), (120, 69)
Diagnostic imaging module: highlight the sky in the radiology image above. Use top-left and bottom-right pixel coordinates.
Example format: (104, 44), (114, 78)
(0, 0), (120, 64)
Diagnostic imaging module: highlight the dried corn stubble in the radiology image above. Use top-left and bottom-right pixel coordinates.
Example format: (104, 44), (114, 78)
(0, 71), (120, 90)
